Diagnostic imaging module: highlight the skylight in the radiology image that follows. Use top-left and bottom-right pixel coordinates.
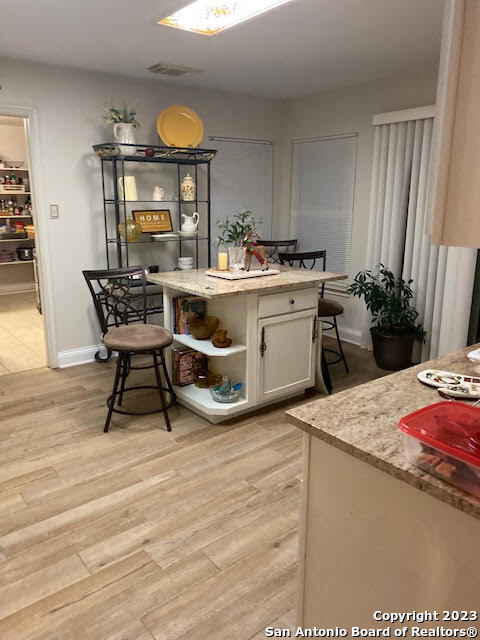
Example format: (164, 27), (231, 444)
(158, 0), (295, 36)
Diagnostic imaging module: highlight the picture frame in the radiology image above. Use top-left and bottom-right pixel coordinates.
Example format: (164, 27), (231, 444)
(133, 209), (173, 233)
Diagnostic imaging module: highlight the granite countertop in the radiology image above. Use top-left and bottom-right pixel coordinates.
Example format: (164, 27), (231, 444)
(146, 266), (347, 299)
(286, 345), (480, 520)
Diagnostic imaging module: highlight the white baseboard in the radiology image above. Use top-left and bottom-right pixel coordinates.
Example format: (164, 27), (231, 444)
(58, 344), (105, 368)
(337, 326), (362, 346)
(0, 283), (36, 294)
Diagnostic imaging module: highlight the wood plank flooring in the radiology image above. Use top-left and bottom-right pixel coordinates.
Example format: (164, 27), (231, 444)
(0, 341), (384, 639)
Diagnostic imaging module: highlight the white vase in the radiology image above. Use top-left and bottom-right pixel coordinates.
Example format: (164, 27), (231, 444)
(113, 122), (136, 155)
(181, 173), (196, 201)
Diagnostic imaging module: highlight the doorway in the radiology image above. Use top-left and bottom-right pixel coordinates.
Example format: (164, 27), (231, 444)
(0, 113), (48, 374)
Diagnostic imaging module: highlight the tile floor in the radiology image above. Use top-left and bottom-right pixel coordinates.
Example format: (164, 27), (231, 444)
(0, 291), (46, 374)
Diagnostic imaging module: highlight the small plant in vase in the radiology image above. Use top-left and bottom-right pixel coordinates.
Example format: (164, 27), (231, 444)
(103, 99), (141, 155)
(216, 210), (268, 272)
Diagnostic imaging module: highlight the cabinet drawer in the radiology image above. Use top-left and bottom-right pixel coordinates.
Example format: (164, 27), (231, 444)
(258, 287), (318, 318)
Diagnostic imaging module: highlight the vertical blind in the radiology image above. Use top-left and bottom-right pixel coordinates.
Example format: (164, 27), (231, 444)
(210, 137), (273, 255)
(291, 134), (357, 275)
(365, 115), (477, 360)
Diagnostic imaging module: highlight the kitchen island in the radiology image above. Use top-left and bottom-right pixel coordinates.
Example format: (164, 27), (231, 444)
(147, 266), (346, 422)
(286, 345), (480, 629)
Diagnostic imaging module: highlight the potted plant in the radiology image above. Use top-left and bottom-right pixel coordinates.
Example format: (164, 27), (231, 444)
(348, 264), (426, 371)
(103, 99), (141, 154)
(217, 209), (260, 272)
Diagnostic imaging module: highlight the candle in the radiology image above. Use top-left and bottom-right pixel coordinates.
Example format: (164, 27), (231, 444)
(217, 252), (228, 271)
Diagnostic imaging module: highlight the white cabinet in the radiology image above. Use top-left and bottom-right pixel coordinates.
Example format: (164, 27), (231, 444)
(258, 308), (316, 402)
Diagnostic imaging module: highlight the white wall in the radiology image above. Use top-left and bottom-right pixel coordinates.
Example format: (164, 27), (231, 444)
(0, 57), (284, 363)
(276, 69), (438, 343)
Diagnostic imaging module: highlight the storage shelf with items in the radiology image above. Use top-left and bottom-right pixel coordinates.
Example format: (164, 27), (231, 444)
(93, 142), (217, 273)
(0, 164), (35, 266)
(168, 292), (247, 414)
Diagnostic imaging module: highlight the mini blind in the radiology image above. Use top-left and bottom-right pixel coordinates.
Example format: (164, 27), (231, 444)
(210, 137), (273, 257)
(291, 134), (357, 276)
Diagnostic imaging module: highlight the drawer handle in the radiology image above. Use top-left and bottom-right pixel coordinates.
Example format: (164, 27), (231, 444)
(289, 298), (295, 305)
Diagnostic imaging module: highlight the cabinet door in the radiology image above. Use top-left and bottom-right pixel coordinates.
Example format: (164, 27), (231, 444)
(258, 309), (316, 402)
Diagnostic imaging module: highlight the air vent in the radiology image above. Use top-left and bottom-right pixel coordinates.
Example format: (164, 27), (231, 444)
(147, 63), (201, 76)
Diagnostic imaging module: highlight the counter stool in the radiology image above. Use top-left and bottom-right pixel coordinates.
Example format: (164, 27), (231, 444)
(261, 239), (298, 264)
(83, 267), (176, 433)
(278, 250), (349, 375)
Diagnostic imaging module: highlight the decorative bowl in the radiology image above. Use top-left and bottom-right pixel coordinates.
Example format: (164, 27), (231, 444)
(187, 314), (219, 340)
(209, 385), (242, 403)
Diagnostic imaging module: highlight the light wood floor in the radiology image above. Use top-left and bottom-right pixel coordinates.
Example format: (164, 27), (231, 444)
(0, 341), (385, 639)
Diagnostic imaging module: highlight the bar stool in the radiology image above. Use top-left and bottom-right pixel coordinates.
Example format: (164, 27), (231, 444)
(261, 239), (298, 264)
(83, 266), (176, 432)
(278, 250), (349, 374)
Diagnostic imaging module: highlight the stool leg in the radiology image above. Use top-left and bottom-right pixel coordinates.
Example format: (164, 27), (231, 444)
(333, 316), (349, 373)
(321, 347), (332, 394)
(105, 354), (122, 433)
(153, 352), (172, 432)
(159, 349), (177, 405)
(117, 353), (130, 406)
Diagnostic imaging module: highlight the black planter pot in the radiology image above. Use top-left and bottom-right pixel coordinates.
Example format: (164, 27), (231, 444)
(370, 327), (415, 371)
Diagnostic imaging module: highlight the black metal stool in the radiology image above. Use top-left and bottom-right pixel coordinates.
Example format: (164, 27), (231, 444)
(83, 267), (176, 432)
(278, 250), (349, 375)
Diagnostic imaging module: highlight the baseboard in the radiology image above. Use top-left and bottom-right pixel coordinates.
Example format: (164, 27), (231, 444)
(57, 344), (106, 368)
(0, 283), (36, 294)
(337, 326), (362, 346)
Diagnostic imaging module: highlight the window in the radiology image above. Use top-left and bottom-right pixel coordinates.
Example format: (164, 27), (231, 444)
(291, 134), (357, 276)
(210, 137), (274, 256)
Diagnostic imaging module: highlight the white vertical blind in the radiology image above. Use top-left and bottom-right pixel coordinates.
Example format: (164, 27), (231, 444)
(210, 137), (273, 256)
(290, 134), (357, 275)
(365, 113), (477, 360)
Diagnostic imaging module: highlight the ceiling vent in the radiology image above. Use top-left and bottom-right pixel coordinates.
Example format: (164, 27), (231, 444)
(147, 63), (202, 76)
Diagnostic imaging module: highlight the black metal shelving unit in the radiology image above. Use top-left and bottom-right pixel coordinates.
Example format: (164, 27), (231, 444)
(93, 142), (217, 271)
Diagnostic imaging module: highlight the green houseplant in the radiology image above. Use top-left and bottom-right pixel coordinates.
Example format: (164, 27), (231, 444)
(217, 210), (261, 272)
(348, 264), (425, 370)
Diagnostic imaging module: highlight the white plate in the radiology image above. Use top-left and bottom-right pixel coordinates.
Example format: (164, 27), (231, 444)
(151, 233), (179, 241)
(205, 268), (280, 280)
(418, 368), (480, 388)
(467, 348), (480, 363)
(437, 383), (480, 399)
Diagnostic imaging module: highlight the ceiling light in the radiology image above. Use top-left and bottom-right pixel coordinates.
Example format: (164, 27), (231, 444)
(157, 0), (296, 36)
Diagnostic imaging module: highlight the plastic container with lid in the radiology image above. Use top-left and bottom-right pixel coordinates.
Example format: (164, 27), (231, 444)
(398, 401), (480, 498)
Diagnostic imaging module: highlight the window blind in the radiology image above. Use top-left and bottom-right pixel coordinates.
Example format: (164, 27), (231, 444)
(291, 134), (357, 276)
(210, 137), (274, 257)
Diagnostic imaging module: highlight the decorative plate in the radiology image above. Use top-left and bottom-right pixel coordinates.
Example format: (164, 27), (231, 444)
(437, 383), (480, 399)
(157, 105), (204, 148)
(418, 369), (480, 388)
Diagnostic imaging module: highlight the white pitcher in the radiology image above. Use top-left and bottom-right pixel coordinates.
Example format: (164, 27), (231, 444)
(113, 122), (136, 155)
(181, 212), (199, 234)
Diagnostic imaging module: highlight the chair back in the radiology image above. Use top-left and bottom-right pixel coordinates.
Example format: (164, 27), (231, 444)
(261, 239), (297, 264)
(278, 250), (327, 297)
(83, 266), (147, 336)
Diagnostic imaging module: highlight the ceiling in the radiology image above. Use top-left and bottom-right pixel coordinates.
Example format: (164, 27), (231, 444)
(0, 0), (444, 99)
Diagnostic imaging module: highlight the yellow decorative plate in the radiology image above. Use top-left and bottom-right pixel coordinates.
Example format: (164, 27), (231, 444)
(157, 105), (204, 148)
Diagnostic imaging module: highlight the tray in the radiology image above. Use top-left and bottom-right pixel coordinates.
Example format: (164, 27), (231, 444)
(205, 268), (280, 280)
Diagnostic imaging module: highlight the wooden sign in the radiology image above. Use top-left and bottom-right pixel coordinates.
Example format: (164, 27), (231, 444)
(133, 209), (173, 233)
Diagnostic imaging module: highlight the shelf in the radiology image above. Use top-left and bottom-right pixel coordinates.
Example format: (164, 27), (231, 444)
(105, 200), (208, 204)
(0, 191), (30, 196)
(173, 384), (248, 416)
(107, 237), (209, 245)
(0, 167), (28, 171)
(173, 333), (246, 357)
(94, 142), (217, 164)
(0, 260), (34, 265)
(0, 238), (34, 242)
(0, 215), (33, 219)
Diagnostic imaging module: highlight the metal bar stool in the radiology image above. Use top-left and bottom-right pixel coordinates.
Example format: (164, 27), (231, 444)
(261, 239), (298, 264)
(278, 250), (349, 375)
(83, 266), (176, 432)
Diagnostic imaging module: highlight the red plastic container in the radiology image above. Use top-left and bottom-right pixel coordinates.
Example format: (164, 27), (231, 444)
(398, 401), (480, 498)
